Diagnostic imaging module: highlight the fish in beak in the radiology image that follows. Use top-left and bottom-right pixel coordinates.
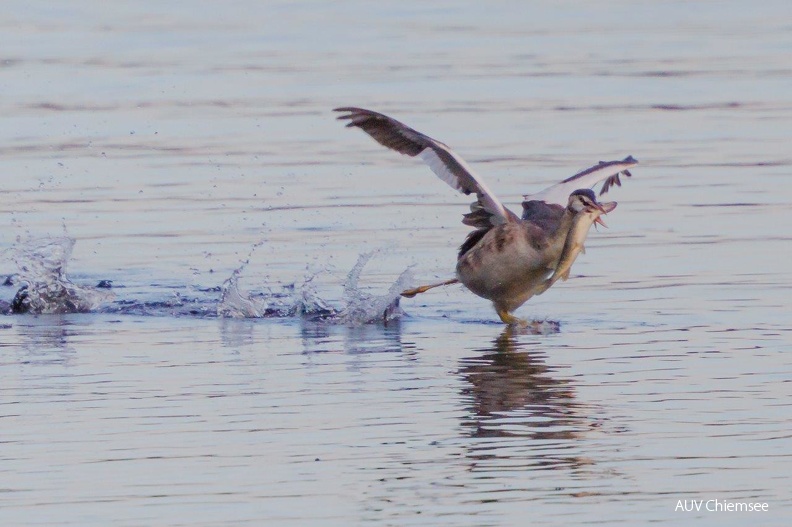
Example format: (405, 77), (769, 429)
(538, 199), (618, 292)
(592, 201), (616, 228)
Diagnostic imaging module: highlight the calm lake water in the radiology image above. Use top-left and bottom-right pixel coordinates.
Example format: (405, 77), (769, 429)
(1, 1), (791, 525)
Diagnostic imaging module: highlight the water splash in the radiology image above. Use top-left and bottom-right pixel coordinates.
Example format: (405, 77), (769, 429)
(217, 250), (412, 325)
(4, 238), (412, 323)
(335, 251), (413, 325)
(217, 262), (334, 319)
(9, 237), (114, 314)
(217, 269), (267, 318)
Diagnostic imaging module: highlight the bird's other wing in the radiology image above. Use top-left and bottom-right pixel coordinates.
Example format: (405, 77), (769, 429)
(520, 200), (566, 228)
(522, 156), (638, 207)
(335, 107), (519, 226)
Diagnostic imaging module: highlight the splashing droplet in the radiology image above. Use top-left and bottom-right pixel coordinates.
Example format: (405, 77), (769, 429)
(335, 250), (413, 325)
(217, 270), (265, 318)
(10, 237), (114, 314)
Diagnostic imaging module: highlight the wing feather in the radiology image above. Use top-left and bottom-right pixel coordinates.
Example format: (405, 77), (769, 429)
(335, 107), (517, 226)
(524, 156), (638, 206)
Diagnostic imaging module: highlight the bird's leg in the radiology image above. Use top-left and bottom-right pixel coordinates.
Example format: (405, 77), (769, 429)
(401, 278), (459, 298)
(495, 307), (528, 327)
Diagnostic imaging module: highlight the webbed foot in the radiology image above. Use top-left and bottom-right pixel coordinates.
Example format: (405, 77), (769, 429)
(496, 308), (528, 326)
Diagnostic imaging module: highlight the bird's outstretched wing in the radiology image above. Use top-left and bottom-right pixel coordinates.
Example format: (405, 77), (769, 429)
(335, 107), (518, 227)
(523, 156), (638, 207)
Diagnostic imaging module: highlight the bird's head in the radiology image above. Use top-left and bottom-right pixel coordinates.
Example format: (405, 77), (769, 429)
(567, 189), (617, 226)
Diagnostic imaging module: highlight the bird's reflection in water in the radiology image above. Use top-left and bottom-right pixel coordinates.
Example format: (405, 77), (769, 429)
(459, 326), (597, 472)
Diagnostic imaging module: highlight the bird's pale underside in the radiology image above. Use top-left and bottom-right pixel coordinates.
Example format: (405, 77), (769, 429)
(335, 107), (637, 325)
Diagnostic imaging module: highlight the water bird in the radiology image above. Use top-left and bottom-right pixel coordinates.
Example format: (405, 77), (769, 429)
(335, 107), (636, 325)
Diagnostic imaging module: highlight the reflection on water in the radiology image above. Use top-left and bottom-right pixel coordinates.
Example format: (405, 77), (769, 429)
(13, 315), (75, 366)
(218, 316), (258, 349)
(460, 328), (581, 440)
(300, 319), (410, 356)
(459, 328), (598, 476)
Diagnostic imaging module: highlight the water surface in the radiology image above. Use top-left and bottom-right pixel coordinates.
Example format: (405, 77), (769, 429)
(1, 1), (791, 525)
